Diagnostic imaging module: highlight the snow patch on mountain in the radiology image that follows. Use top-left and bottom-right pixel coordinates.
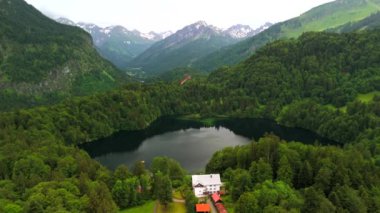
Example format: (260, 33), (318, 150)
(225, 24), (254, 39)
(160, 31), (173, 39)
(102, 28), (112, 34)
(56, 17), (76, 26)
(140, 32), (156, 40)
(56, 17), (169, 42)
(224, 22), (273, 39)
(140, 31), (173, 40)
(194, 20), (208, 29)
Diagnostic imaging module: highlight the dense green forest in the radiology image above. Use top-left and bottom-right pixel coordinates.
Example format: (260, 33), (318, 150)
(0, 28), (380, 212)
(207, 134), (380, 212)
(0, 0), (128, 111)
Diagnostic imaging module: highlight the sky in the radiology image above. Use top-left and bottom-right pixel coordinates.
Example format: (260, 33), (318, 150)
(25, 0), (333, 33)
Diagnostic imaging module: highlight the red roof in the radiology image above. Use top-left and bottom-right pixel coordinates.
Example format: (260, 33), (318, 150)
(212, 193), (222, 203)
(196, 204), (211, 212)
(215, 203), (228, 213)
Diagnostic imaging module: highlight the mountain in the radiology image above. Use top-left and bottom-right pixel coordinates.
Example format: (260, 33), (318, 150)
(329, 12), (380, 33)
(0, 0), (128, 111)
(128, 21), (263, 75)
(57, 18), (172, 69)
(193, 0), (380, 72)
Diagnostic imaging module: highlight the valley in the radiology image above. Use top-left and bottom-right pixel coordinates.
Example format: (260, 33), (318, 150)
(56, 17), (172, 69)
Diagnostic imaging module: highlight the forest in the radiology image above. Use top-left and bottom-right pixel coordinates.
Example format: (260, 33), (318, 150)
(207, 134), (380, 212)
(0, 30), (380, 212)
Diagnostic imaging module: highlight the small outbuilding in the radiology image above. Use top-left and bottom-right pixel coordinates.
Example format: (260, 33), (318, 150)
(211, 193), (228, 213)
(215, 203), (228, 213)
(195, 204), (211, 213)
(211, 193), (222, 203)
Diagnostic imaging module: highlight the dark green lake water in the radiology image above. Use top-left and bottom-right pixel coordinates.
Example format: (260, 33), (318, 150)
(81, 117), (336, 172)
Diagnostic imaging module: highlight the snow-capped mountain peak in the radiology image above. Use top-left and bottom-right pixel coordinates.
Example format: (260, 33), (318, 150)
(56, 17), (76, 26)
(56, 17), (169, 42)
(56, 17), (272, 42)
(140, 31), (156, 40)
(159, 31), (173, 39)
(163, 21), (223, 45)
(183, 21), (221, 32)
(223, 22), (274, 39)
(101, 27), (113, 35)
(225, 24), (254, 39)
(194, 20), (208, 29)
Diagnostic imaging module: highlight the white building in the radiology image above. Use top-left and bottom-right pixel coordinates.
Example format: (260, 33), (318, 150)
(192, 174), (222, 197)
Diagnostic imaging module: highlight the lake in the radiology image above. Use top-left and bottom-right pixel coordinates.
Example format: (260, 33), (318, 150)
(81, 117), (336, 172)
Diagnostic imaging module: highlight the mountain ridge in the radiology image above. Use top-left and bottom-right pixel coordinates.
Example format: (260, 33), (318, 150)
(56, 18), (272, 73)
(128, 21), (272, 75)
(193, 0), (380, 72)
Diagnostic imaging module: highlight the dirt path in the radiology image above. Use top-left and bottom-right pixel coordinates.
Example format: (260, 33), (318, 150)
(153, 200), (158, 213)
(172, 198), (185, 203)
(207, 199), (217, 213)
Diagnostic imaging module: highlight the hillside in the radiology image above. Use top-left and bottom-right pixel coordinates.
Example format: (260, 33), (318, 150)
(330, 11), (380, 32)
(209, 30), (380, 109)
(194, 0), (380, 71)
(57, 18), (171, 69)
(0, 0), (128, 111)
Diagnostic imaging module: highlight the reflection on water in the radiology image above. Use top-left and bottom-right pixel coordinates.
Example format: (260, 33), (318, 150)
(81, 117), (336, 172)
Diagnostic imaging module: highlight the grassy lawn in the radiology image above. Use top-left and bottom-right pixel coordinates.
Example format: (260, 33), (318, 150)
(157, 202), (186, 213)
(119, 201), (155, 213)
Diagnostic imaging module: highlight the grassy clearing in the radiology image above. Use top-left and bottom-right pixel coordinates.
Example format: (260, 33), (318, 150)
(324, 104), (347, 113)
(356, 91), (380, 103)
(323, 91), (380, 113)
(119, 201), (155, 213)
(157, 202), (186, 213)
